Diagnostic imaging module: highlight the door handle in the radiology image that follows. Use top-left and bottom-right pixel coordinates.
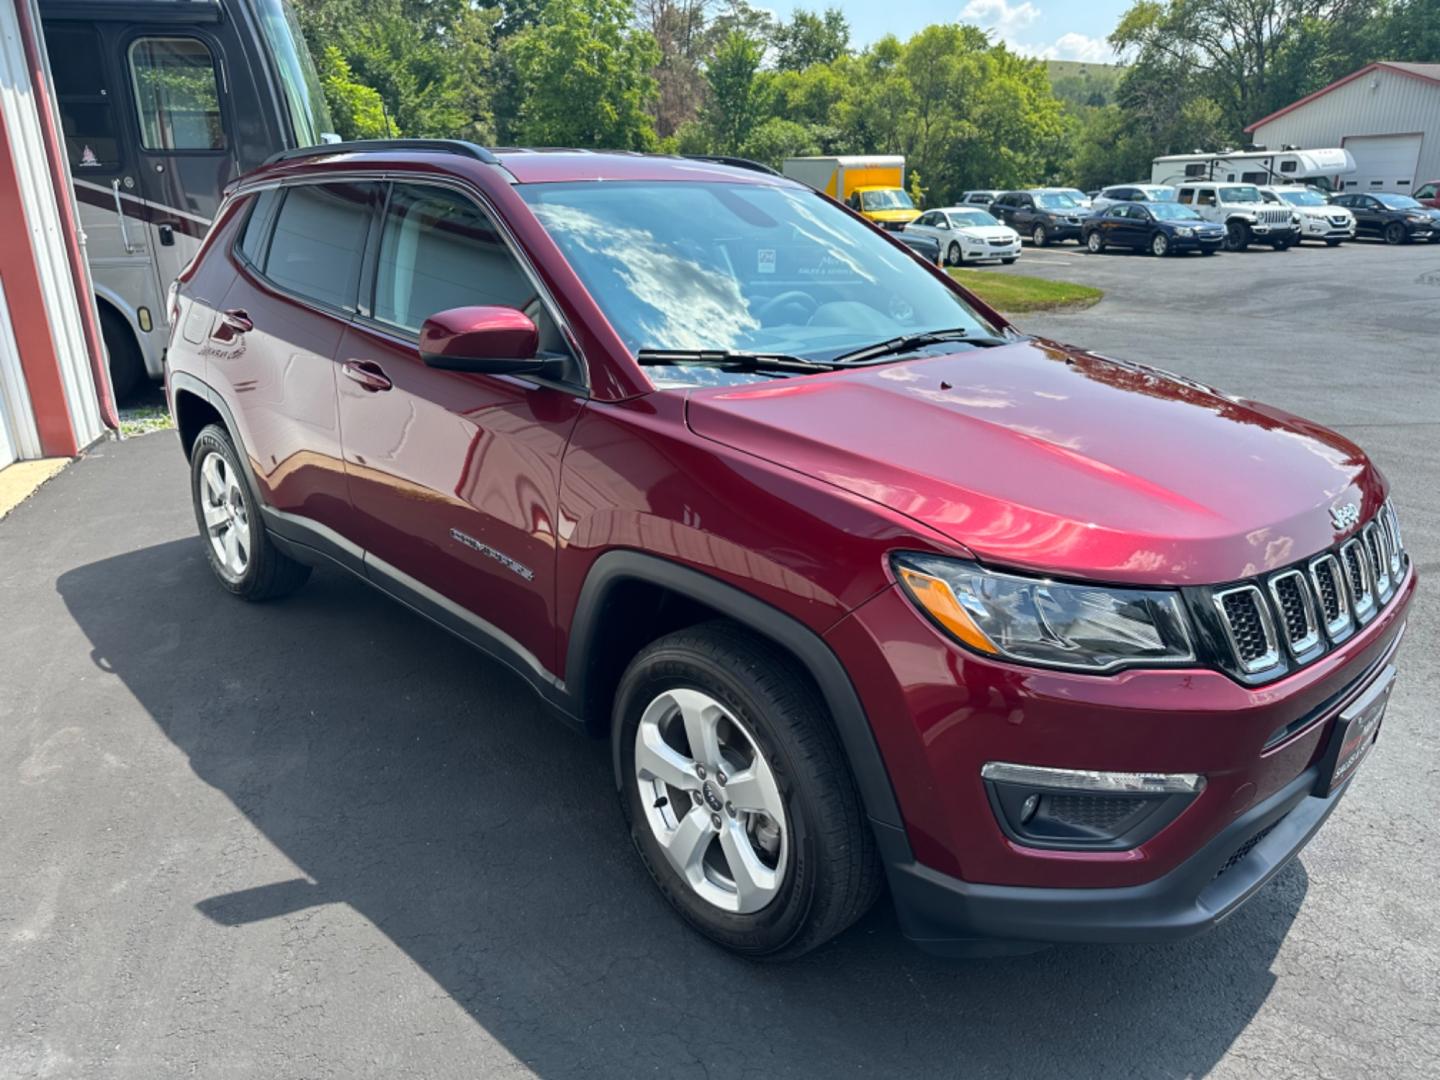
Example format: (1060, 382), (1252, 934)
(218, 308), (253, 334)
(340, 359), (392, 392)
(111, 179), (137, 254)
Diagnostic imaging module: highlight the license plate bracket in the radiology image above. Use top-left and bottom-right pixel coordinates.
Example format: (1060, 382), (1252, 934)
(1315, 665), (1395, 797)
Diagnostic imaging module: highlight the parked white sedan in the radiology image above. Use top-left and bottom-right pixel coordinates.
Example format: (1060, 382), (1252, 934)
(906, 207), (1022, 266)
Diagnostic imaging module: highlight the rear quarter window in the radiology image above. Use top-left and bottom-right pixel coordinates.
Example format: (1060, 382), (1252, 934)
(261, 182), (379, 310)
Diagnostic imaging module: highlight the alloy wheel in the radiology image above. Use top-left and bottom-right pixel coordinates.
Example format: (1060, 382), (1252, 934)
(199, 449), (250, 579)
(1087, 231), (1103, 253)
(634, 687), (788, 914)
(947, 241), (962, 266)
(1031, 224), (1047, 246)
(1385, 222), (1405, 245)
(1152, 233), (1168, 256)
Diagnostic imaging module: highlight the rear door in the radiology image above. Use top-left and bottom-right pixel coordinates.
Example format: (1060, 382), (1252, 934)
(215, 180), (382, 540)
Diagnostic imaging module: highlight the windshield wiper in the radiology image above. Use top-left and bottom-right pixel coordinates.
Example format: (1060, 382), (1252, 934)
(636, 349), (842, 374)
(830, 328), (1009, 365)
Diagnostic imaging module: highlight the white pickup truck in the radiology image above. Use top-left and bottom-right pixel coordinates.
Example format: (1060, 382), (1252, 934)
(1261, 186), (1356, 246)
(1175, 182), (1301, 252)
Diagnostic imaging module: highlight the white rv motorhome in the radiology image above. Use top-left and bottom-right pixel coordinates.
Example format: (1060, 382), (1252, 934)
(40, 0), (337, 399)
(1151, 148), (1356, 191)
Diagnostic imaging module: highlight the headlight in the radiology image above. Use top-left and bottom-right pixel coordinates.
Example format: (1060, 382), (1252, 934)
(1407, 214), (1427, 223)
(893, 554), (1196, 672)
(1175, 226), (1194, 236)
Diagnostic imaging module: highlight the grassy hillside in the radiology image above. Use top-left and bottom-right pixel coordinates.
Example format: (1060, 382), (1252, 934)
(1046, 60), (1124, 108)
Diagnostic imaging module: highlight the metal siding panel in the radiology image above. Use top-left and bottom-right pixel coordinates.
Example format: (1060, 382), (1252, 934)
(1253, 68), (1440, 189)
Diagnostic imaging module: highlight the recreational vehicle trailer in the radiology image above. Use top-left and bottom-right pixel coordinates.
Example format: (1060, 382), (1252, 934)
(1151, 148), (1356, 191)
(39, 0), (336, 398)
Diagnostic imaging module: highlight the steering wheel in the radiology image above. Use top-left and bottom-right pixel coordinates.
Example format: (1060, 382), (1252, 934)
(755, 290), (819, 324)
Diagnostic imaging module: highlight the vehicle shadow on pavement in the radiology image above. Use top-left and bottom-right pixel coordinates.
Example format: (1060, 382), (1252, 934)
(58, 538), (1309, 1079)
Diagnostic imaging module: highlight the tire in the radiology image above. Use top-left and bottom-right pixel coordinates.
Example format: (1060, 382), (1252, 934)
(1001, 257), (1018, 264)
(100, 308), (144, 404)
(190, 424), (311, 601)
(1031, 223), (1048, 247)
(614, 621), (881, 960)
(1224, 221), (1250, 252)
(1086, 230), (1105, 253)
(946, 241), (962, 267)
(1272, 239), (1292, 251)
(1150, 232), (1169, 257)
(1384, 222), (1406, 245)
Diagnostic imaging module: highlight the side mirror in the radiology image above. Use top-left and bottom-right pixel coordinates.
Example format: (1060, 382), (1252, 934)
(418, 306), (549, 376)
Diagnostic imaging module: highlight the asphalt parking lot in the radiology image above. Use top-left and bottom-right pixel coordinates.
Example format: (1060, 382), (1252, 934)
(2, 239), (1437, 1080)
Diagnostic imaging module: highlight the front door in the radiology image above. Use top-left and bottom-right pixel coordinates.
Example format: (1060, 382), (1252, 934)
(336, 181), (587, 672)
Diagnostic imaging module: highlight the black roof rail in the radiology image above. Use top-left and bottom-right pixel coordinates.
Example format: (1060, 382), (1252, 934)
(681, 154), (781, 176)
(263, 139), (502, 168)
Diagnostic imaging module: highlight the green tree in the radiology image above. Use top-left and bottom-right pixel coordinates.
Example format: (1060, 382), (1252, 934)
(773, 7), (850, 71)
(702, 30), (767, 152)
(508, 0), (660, 149)
(317, 45), (392, 138)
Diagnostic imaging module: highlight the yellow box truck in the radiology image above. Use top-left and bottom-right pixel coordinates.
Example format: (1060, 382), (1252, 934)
(781, 155), (919, 229)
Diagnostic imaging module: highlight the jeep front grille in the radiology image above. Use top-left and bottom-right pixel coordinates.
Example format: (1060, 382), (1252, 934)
(1259, 208), (1292, 225)
(1209, 502), (1406, 680)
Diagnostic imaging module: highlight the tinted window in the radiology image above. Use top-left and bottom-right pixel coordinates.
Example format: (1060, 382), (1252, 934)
(129, 37), (225, 150)
(1197, 189), (1217, 206)
(1416, 184), (1436, 199)
(1375, 193), (1421, 209)
(1280, 161), (1297, 173)
(1184, 164), (1205, 177)
(1177, 188), (1194, 205)
(374, 184), (535, 333)
(238, 189), (280, 264)
(264, 182), (378, 309)
(47, 23), (121, 170)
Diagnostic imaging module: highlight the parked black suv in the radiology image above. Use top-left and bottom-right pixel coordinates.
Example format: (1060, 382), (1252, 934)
(989, 189), (1087, 246)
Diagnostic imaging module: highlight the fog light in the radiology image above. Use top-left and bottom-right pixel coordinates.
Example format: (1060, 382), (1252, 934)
(981, 762), (1205, 851)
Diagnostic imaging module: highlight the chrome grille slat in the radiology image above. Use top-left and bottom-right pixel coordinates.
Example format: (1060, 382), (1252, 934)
(1268, 569), (1320, 656)
(1211, 503), (1406, 678)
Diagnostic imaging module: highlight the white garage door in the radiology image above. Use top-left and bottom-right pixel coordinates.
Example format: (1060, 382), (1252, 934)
(1342, 133), (1423, 192)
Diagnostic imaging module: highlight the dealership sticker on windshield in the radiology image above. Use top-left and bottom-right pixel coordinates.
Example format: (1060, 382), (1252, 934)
(758, 249), (776, 274)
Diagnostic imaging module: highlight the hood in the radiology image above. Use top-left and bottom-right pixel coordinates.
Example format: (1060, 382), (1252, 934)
(958, 225), (1018, 240)
(1295, 204), (1351, 219)
(866, 209), (920, 223)
(685, 339), (1383, 585)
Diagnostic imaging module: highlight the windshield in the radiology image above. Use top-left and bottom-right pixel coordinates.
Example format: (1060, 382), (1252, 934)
(519, 181), (998, 377)
(1150, 203), (1202, 221)
(1279, 190), (1327, 206)
(1059, 189), (1089, 202)
(1218, 185), (1263, 203)
(859, 189), (915, 211)
(1144, 187), (1177, 202)
(950, 209), (1000, 227)
(1036, 193), (1079, 209)
(255, 0), (336, 146)
(1375, 193), (1421, 209)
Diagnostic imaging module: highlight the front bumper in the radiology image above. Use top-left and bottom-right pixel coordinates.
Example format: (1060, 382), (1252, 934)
(1300, 217), (1355, 239)
(965, 240), (1021, 261)
(827, 563), (1414, 953)
(1171, 232), (1225, 251)
(888, 755), (1349, 952)
(1250, 223), (1301, 243)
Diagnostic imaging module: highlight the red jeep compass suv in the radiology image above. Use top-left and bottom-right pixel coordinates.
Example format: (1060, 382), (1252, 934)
(165, 140), (1415, 959)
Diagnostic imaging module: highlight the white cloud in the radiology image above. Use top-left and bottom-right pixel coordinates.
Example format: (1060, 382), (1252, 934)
(959, 0), (1041, 36)
(958, 2), (1115, 65)
(1028, 32), (1114, 63)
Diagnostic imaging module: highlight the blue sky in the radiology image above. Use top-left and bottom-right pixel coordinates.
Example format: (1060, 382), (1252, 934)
(777, 0), (1135, 61)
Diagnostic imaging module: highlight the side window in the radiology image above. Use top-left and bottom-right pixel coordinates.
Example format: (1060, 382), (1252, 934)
(1415, 183), (1435, 199)
(1020, 195), (1034, 208)
(129, 37), (225, 150)
(237, 189), (280, 266)
(46, 22), (122, 171)
(1280, 161), (1297, 173)
(935, 214), (950, 230)
(1197, 189), (1217, 207)
(1240, 171), (1266, 184)
(264, 182), (379, 310)
(1177, 188), (1194, 205)
(373, 184), (538, 334)
(846, 192), (861, 210)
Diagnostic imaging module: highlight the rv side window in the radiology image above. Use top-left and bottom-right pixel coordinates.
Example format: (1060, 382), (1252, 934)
(129, 37), (225, 151)
(263, 182), (380, 311)
(46, 23), (121, 170)
(1280, 161), (1297, 173)
(1183, 164), (1205, 178)
(1241, 171), (1266, 184)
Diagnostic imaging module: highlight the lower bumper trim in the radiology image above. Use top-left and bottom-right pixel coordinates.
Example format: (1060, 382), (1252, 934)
(887, 762), (1347, 955)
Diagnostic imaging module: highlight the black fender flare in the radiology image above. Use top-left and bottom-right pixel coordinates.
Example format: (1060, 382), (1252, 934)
(568, 550), (909, 848)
